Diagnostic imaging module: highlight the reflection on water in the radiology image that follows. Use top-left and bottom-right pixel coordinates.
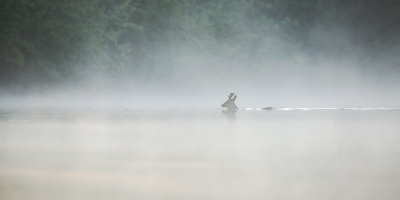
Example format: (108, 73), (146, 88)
(221, 109), (237, 120)
(1, 107), (400, 200)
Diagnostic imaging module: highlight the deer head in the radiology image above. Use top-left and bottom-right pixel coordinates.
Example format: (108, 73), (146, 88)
(221, 93), (238, 110)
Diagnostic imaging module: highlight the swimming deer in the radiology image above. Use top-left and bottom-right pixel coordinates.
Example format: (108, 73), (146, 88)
(221, 93), (239, 110)
(221, 93), (274, 110)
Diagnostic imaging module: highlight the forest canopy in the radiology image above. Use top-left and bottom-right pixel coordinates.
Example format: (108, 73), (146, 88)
(1, 0), (399, 87)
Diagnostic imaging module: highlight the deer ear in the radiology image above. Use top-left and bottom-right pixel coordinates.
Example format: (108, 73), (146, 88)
(228, 95), (230, 99)
(232, 95), (237, 100)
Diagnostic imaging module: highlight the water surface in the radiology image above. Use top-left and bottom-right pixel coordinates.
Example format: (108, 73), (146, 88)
(1, 107), (400, 200)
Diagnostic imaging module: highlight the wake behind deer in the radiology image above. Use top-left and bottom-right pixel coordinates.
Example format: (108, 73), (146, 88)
(222, 93), (400, 111)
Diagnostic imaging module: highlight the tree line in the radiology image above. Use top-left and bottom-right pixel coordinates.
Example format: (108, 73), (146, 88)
(1, 0), (399, 87)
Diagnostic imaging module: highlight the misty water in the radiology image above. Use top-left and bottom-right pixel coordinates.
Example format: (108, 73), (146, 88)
(1, 107), (400, 200)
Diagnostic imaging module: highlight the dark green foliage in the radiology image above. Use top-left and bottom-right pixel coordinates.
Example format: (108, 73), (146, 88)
(0, 0), (106, 84)
(0, 0), (399, 87)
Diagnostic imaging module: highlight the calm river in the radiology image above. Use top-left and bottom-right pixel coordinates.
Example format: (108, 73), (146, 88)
(1, 107), (400, 200)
